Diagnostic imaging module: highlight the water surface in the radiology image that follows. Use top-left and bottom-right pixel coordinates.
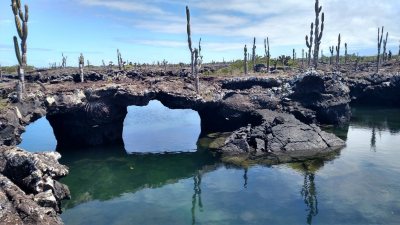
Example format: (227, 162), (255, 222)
(19, 107), (400, 225)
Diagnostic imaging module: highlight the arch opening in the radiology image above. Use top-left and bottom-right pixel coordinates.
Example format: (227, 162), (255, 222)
(123, 100), (201, 153)
(18, 117), (57, 152)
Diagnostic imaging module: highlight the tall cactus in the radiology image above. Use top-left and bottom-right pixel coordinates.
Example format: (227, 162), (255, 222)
(186, 6), (194, 78)
(79, 53), (85, 82)
(377, 26), (384, 73)
(185, 6), (200, 94)
(252, 37), (256, 72)
(335, 34), (341, 66)
(305, 23), (314, 67)
(382, 32), (388, 62)
(344, 43), (348, 64)
(312, 0), (324, 68)
(264, 37), (270, 73)
(11, 0), (29, 98)
(244, 45), (248, 75)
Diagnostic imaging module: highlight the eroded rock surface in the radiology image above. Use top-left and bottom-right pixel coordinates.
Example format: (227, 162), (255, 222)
(220, 109), (345, 164)
(0, 147), (70, 225)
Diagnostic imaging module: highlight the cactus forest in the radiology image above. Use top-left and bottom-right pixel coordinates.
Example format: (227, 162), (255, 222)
(0, 1), (399, 225)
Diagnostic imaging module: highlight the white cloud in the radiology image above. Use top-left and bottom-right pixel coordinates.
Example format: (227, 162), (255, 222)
(80, 0), (167, 15)
(80, 0), (400, 55)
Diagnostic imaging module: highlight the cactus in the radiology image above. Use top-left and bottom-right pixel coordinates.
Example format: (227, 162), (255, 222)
(244, 45), (248, 75)
(198, 38), (203, 69)
(335, 34), (341, 67)
(305, 23), (314, 67)
(194, 48), (200, 93)
(397, 40), (400, 57)
(377, 26), (384, 73)
(185, 6), (200, 94)
(252, 37), (256, 72)
(312, 0), (324, 68)
(11, 0), (29, 97)
(264, 37), (270, 73)
(344, 43), (348, 64)
(79, 53), (84, 82)
(162, 59), (168, 71)
(355, 53), (359, 72)
(320, 49), (324, 63)
(382, 32), (388, 62)
(293, 49), (296, 62)
(186, 6), (194, 78)
(329, 46), (334, 65)
(61, 53), (67, 68)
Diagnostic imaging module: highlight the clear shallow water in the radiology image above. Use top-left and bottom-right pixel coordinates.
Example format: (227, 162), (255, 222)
(19, 107), (400, 225)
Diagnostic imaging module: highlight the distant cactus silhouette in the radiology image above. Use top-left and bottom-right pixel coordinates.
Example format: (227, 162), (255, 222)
(377, 26), (384, 72)
(244, 45), (248, 75)
(329, 46), (334, 65)
(382, 32), (388, 62)
(252, 37), (256, 72)
(264, 37), (270, 73)
(79, 53), (85, 82)
(335, 34), (341, 67)
(305, 23), (314, 67)
(61, 53), (67, 68)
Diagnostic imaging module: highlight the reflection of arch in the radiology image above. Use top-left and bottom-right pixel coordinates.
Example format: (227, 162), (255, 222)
(59, 147), (219, 209)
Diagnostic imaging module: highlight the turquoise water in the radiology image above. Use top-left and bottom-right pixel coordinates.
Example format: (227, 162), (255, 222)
(19, 106), (400, 225)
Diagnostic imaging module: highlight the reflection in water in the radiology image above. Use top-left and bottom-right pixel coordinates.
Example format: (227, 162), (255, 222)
(191, 173), (203, 225)
(18, 107), (400, 225)
(371, 127), (376, 151)
(288, 159), (327, 225)
(351, 106), (400, 134)
(243, 168), (248, 189)
(59, 146), (219, 209)
(301, 171), (318, 224)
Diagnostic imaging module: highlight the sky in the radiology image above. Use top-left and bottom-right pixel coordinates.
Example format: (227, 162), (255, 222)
(0, 0), (399, 67)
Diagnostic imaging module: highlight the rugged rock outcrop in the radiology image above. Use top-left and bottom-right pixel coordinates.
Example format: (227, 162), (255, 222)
(289, 72), (351, 125)
(0, 146), (70, 225)
(346, 73), (400, 106)
(219, 109), (345, 164)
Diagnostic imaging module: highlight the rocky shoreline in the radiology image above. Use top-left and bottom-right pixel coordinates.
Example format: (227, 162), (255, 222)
(0, 68), (399, 224)
(0, 146), (69, 225)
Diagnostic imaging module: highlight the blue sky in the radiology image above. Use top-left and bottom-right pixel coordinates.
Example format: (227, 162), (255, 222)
(0, 0), (399, 67)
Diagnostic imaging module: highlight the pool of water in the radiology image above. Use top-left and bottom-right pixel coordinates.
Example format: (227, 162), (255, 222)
(19, 106), (400, 225)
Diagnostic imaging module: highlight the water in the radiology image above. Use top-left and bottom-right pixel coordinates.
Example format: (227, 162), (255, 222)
(19, 106), (400, 225)
(123, 100), (201, 153)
